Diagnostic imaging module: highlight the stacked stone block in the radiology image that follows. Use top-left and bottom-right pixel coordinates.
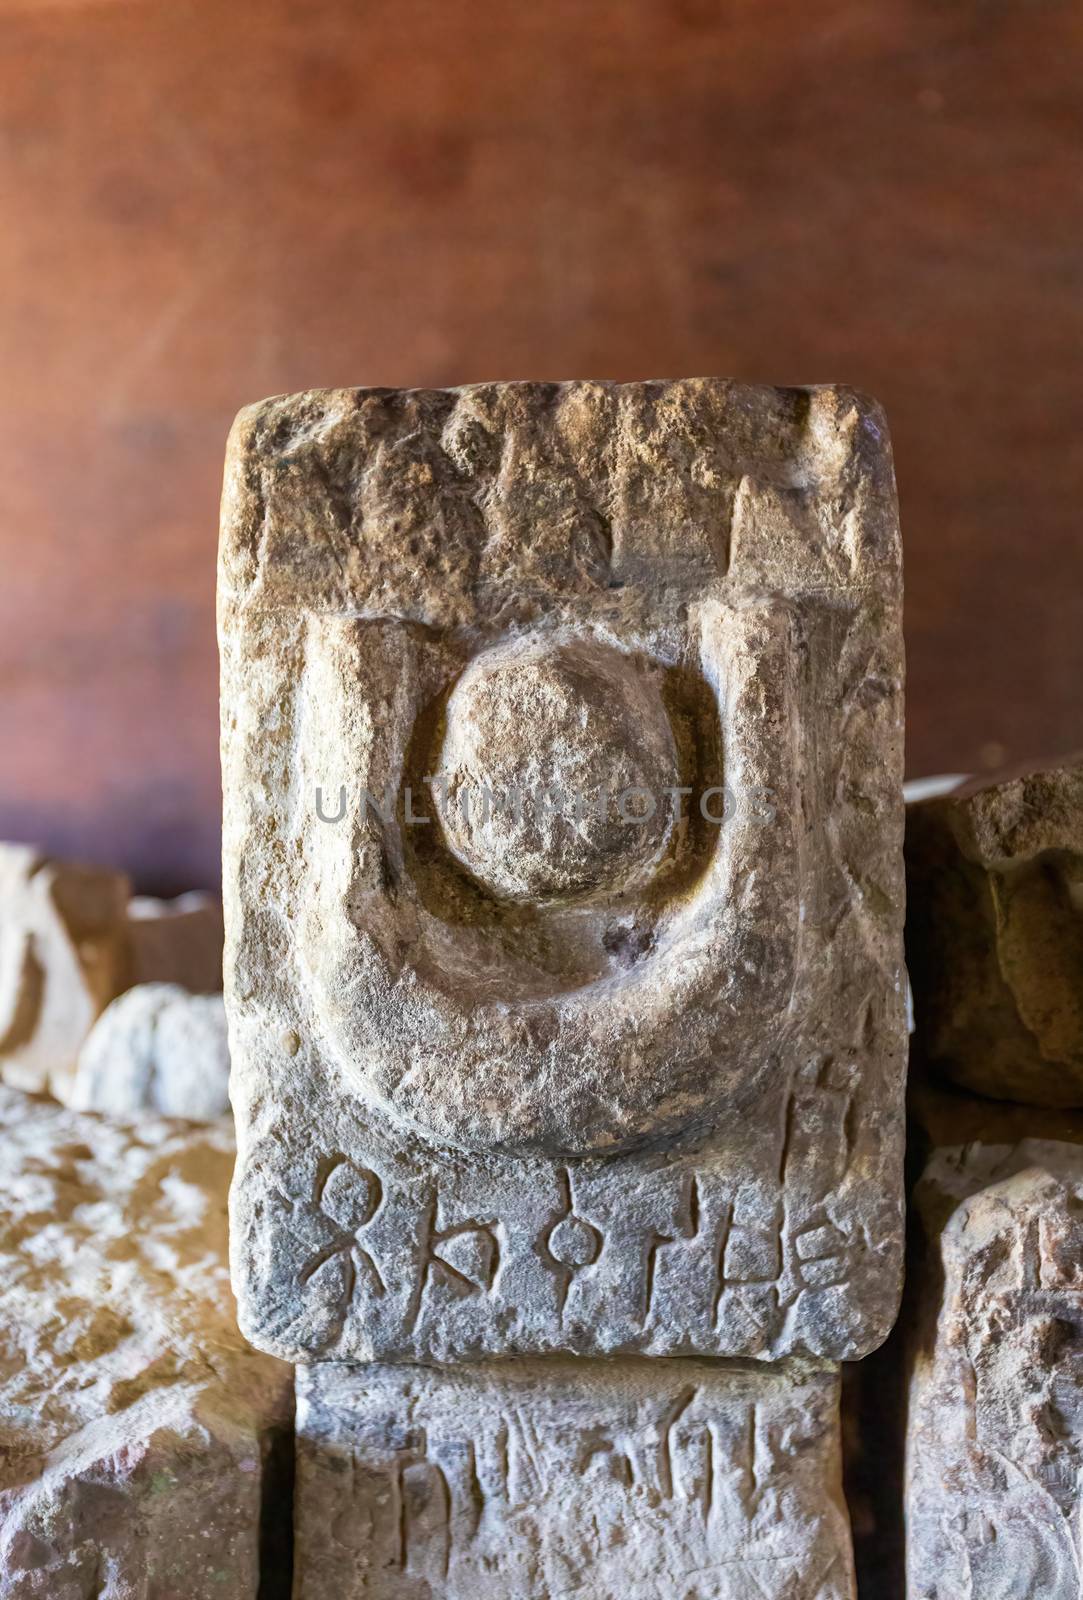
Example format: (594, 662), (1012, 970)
(219, 378), (908, 1596)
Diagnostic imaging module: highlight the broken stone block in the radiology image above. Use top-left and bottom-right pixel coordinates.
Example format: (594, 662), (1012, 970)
(0, 1085), (292, 1598)
(295, 1357), (856, 1600)
(907, 1134), (1083, 1598)
(125, 890), (224, 994)
(840, 1070), (1083, 1600)
(0, 843), (130, 1101)
(906, 754), (1083, 1106)
(219, 380), (907, 1364)
(70, 982), (231, 1121)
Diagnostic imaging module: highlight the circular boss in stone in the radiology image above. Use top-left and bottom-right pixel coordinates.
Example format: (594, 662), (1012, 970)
(312, 607), (799, 1156)
(433, 634), (680, 903)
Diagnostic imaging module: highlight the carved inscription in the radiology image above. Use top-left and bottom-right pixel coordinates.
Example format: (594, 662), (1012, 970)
(296, 1156), (385, 1331)
(909, 1143), (1083, 1598)
(538, 1168), (603, 1319)
(405, 1192), (501, 1333)
(222, 380), (907, 1364)
(642, 1174), (699, 1325)
(294, 1358), (856, 1599)
(277, 1128), (868, 1361)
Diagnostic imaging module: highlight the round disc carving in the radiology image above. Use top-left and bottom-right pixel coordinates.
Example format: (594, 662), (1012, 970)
(304, 607), (801, 1159)
(433, 636), (679, 903)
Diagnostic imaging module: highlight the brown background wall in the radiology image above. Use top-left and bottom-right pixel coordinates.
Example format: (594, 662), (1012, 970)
(1, 0), (1080, 892)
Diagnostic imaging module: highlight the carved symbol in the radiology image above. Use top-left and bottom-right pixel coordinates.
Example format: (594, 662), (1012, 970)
(655, 1391), (764, 1524)
(712, 1201), (735, 1326)
(301, 1155), (385, 1304)
(404, 1189), (501, 1333)
(504, 1406), (548, 1502)
(393, 1429), (452, 1580)
(643, 1173), (701, 1324)
(655, 1383), (698, 1498)
(793, 1218), (851, 1290)
(574, 1426), (636, 1488)
(538, 1168), (603, 1318)
(572, 1386), (703, 1504)
(389, 1430), (489, 1579)
(742, 1403), (759, 1498)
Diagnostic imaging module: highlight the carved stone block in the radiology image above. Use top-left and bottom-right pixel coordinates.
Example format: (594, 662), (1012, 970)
(907, 755), (1083, 1106)
(907, 1138), (1083, 1598)
(70, 982), (230, 1120)
(0, 843), (130, 1100)
(219, 380), (906, 1363)
(295, 1357), (856, 1600)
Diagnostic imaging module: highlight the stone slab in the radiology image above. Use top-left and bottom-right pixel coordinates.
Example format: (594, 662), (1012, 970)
(219, 380), (907, 1363)
(0, 843), (130, 1101)
(906, 753), (1083, 1106)
(0, 1086), (293, 1598)
(295, 1357), (855, 1600)
(907, 1136), (1083, 1598)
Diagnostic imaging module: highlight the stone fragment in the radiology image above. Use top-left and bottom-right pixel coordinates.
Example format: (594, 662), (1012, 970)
(295, 1357), (856, 1600)
(907, 1133), (1083, 1599)
(906, 754), (1083, 1105)
(0, 1085), (293, 1598)
(125, 890), (224, 994)
(840, 1071), (1083, 1600)
(70, 982), (231, 1120)
(0, 843), (129, 1100)
(219, 380), (907, 1363)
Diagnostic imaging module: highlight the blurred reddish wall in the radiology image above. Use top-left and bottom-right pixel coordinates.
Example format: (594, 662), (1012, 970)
(1, 0), (1081, 891)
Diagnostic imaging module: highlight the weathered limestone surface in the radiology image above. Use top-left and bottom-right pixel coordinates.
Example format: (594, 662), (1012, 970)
(907, 1135), (1083, 1599)
(841, 1076), (1083, 1600)
(295, 1357), (856, 1600)
(219, 380), (906, 1364)
(906, 755), (1083, 1106)
(0, 1086), (293, 1598)
(125, 890), (224, 994)
(0, 844), (130, 1101)
(70, 982), (231, 1120)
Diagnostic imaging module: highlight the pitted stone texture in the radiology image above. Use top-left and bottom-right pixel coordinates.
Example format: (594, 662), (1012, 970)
(0, 1086), (292, 1598)
(219, 379), (906, 1363)
(0, 844), (130, 1101)
(907, 1138), (1083, 1599)
(125, 890), (224, 994)
(295, 1358), (856, 1600)
(70, 982), (230, 1120)
(907, 754), (1083, 1106)
(435, 634), (679, 902)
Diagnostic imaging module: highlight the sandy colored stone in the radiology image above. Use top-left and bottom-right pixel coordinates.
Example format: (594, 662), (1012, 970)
(70, 982), (231, 1120)
(295, 1356), (855, 1600)
(219, 380), (906, 1364)
(0, 1085), (292, 1598)
(907, 1135), (1083, 1599)
(839, 1070), (1083, 1600)
(0, 844), (130, 1101)
(125, 891), (224, 994)
(906, 754), (1083, 1106)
